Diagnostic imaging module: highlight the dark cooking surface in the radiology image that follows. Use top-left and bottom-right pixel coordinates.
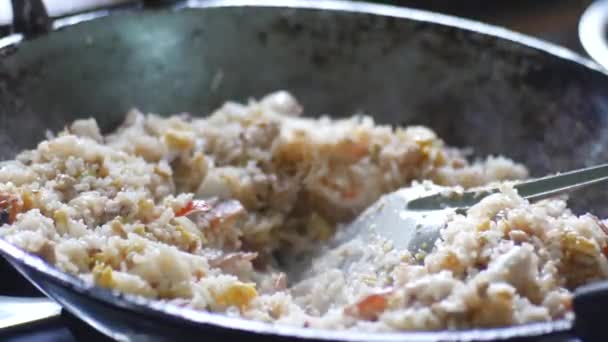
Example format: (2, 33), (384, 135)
(0, 1), (596, 341)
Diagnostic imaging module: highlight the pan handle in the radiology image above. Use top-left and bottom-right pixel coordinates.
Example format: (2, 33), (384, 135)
(10, 0), (52, 38)
(573, 280), (608, 341)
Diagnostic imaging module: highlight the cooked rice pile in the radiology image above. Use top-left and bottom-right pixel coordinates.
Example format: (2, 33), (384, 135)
(1, 91), (606, 331)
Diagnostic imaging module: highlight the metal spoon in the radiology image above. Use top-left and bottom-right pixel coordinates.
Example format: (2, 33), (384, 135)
(285, 163), (608, 284)
(346, 162), (608, 255)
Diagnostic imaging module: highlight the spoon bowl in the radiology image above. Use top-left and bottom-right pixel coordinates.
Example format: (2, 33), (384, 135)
(344, 162), (608, 256)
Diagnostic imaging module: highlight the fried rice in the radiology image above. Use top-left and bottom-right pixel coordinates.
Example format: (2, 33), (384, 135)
(1, 91), (606, 331)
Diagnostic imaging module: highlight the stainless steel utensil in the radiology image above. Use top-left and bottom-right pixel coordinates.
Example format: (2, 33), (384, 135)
(346, 163), (608, 256)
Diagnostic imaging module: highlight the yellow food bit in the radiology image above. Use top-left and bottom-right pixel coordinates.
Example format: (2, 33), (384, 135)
(174, 216), (207, 243)
(134, 144), (163, 162)
(91, 251), (117, 269)
(415, 138), (434, 149)
(155, 280), (193, 299)
(386, 293), (400, 309)
(52, 210), (69, 235)
(440, 251), (461, 270)
(193, 269), (205, 280)
(415, 251), (427, 261)
(92, 262), (115, 288)
(561, 232), (597, 256)
(98, 164), (109, 178)
(21, 191), (33, 211)
(132, 225), (146, 235)
(174, 152), (208, 192)
(269, 302), (285, 320)
(126, 241), (145, 255)
(110, 219), (126, 237)
(307, 212), (334, 241)
(494, 286), (514, 302)
(419, 145), (433, 162)
(409, 126), (437, 145)
(164, 128), (195, 150)
(190, 153), (208, 186)
(154, 164), (172, 178)
(176, 225), (201, 251)
(433, 150), (447, 167)
(414, 130), (436, 162)
(477, 219), (491, 232)
(248, 109), (264, 120)
(335, 139), (368, 161)
(167, 117), (192, 130)
(250, 231), (272, 245)
(80, 169), (96, 178)
(382, 241), (394, 252)
(361, 274), (377, 286)
(175, 224), (189, 236)
(216, 283), (258, 310)
(273, 138), (312, 167)
(137, 199), (155, 221)
(370, 144), (382, 162)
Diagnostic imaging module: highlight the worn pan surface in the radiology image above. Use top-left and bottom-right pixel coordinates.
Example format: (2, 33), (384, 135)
(1, 0), (608, 341)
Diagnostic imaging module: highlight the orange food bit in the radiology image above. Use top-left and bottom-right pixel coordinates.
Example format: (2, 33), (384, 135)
(175, 200), (211, 217)
(0, 193), (23, 224)
(345, 292), (390, 321)
(175, 201), (194, 217)
(342, 189), (358, 199)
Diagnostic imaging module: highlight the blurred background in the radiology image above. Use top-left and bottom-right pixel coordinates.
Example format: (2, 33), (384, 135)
(385, 0), (593, 54)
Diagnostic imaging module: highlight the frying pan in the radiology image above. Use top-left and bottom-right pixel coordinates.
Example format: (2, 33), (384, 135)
(2, 0), (608, 341)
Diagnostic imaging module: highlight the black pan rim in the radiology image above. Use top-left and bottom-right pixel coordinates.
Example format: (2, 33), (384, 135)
(0, 0), (601, 340)
(0, 0), (605, 76)
(0, 238), (574, 341)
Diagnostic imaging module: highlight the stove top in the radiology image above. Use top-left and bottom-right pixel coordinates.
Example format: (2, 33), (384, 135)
(4, 312), (110, 342)
(0, 1), (595, 341)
